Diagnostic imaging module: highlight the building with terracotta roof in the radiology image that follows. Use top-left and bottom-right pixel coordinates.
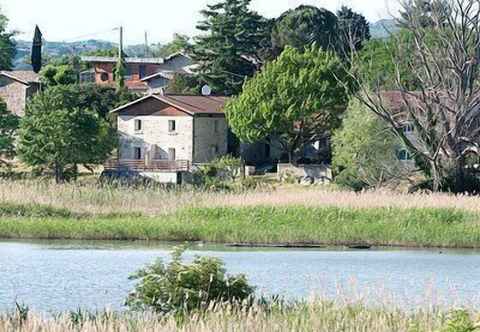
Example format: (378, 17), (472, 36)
(0, 71), (41, 116)
(106, 93), (228, 181)
(81, 53), (193, 93)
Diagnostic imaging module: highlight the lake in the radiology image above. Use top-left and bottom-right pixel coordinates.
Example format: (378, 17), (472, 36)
(1, 240), (480, 313)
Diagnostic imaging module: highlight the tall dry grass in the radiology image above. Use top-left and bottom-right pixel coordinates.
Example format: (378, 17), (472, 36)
(2, 179), (480, 217)
(0, 301), (450, 332)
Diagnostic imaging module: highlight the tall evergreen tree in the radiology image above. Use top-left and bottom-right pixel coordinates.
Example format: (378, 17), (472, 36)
(192, 0), (269, 95)
(271, 6), (337, 56)
(336, 6), (370, 55)
(31, 25), (43, 73)
(0, 8), (16, 71)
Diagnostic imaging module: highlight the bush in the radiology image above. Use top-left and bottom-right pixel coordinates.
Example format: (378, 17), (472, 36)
(440, 310), (479, 332)
(126, 247), (255, 314)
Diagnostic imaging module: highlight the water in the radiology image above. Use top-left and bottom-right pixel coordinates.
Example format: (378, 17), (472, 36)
(1, 240), (480, 313)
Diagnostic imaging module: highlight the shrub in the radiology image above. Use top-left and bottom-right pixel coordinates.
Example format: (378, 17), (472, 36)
(126, 247), (255, 314)
(440, 310), (479, 332)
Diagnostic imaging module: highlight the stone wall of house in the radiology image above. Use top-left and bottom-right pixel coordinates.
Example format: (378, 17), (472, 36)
(117, 114), (194, 161)
(193, 116), (228, 163)
(0, 77), (28, 116)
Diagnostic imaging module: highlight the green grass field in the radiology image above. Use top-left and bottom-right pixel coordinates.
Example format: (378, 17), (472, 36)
(0, 204), (479, 248)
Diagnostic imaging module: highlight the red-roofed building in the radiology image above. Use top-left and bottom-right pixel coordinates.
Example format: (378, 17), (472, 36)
(0, 71), (41, 116)
(106, 94), (229, 181)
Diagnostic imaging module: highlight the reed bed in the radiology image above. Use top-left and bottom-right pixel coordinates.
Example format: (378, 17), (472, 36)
(2, 179), (480, 217)
(0, 301), (452, 332)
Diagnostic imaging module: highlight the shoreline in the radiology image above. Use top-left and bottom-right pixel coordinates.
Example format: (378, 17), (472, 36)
(0, 205), (479, 249)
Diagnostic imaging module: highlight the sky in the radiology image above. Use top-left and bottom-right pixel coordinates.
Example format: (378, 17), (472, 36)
(1, 0), (401, 45)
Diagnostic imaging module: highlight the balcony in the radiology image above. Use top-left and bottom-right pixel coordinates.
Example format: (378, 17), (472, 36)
(104, 159), (190, 172)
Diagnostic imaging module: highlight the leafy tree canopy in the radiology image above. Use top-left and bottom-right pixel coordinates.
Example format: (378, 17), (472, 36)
(332, 99), (407, 191)
(0, 8), (15, 70)
(226, 45), (350, 163)
(18, 86), (117, 183)
(40, 64), (77, 86)
(336, 6), (370, 55)
(0, 99), (19, 164)
(192, 0), (270, 95)
(355, 30), (420, 90)
(150, 34), (192, 58)
(271, 5), (337, 56)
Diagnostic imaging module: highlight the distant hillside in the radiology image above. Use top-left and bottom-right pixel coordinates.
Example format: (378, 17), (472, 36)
(370, 19), (399, 39)
(14, 39), (118, 69)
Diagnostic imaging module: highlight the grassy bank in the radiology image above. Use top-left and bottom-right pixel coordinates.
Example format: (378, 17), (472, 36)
(0, 301), (471, 332)
(0, 205), (479, 248)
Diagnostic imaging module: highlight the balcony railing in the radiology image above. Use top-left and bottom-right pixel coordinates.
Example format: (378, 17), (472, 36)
(104, 159), (190, 172)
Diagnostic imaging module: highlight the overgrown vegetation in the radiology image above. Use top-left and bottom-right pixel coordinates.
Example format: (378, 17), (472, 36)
(126, 246), (254, 314)
(0, 205), (478, 248)
(1, 301), (479, 332)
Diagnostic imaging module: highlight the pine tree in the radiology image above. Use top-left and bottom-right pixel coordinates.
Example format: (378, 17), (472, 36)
(0, 8), (16, 71)
(192, 0), (269, 95)
(336, 6), (371, 55)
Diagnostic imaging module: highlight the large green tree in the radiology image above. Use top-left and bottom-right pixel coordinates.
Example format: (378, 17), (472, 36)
(271, 6), (337, 57)
(0, 99), (19, 165)
(40, 64), (77, 86)
(332, 99), (408, 191)
(336, 6), (370, 56)
(226, 46), (350, 163)
(18, 86), (116, 183)
(192, 0), (269, 95)
(0, 8), (15, 70)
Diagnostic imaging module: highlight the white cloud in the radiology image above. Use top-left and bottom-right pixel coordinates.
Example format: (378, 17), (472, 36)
(1, 0), (401, 44)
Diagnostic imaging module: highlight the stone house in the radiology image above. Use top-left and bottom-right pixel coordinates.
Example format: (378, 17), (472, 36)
(107, 93), (228, 182)
(0, 71), (41, 116)
(81, 53), (193, 93)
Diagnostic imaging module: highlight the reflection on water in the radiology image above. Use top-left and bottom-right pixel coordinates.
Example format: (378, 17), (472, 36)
(0, 240), (480, 312)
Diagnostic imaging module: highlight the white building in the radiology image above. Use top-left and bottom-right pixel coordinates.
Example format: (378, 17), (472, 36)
(107, 94), (228, 182)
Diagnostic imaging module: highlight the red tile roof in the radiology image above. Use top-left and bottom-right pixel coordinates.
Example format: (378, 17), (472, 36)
(0, 71), (40, 85)
(111, 94), (229, 116)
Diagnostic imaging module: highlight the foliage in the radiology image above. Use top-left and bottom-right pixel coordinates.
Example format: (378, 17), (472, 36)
(440, 310), (479, 332)
(349, 0), (480, 193)
(114, 52), (126, 91)
(150, 34), (192, 58)
(40, 64), (77, 86)
(165, 73), (202, 95)
(356, 31), (420, 90)
(226, 46), (350, 163)
(336, 6), (370, 55)
(192, 0), (270, 95)
(271, 5), (337, 56)
(70, 84), (138, 119)
(126, 247), (255, 314)
(332, 99), (408, 191)
(0, 99), (19, 164)
(18, 86), (116, 183)
(0, 9), (15, 71)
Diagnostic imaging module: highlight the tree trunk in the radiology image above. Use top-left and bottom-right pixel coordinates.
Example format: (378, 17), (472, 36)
(54, 163), (64, 184)
(454, 156), (466, 194)
(430, 161), (441, 193)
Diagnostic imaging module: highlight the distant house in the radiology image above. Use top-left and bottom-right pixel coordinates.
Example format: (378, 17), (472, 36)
(0, 71), (41, 116)
(106, 93), (228, 183)
(81, 53), (193, 93)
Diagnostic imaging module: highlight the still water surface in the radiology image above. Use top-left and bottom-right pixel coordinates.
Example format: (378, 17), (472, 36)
(1, 240), (480, 312)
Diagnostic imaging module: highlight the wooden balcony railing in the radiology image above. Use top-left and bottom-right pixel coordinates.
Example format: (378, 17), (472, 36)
(104, 159), (190, 172)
